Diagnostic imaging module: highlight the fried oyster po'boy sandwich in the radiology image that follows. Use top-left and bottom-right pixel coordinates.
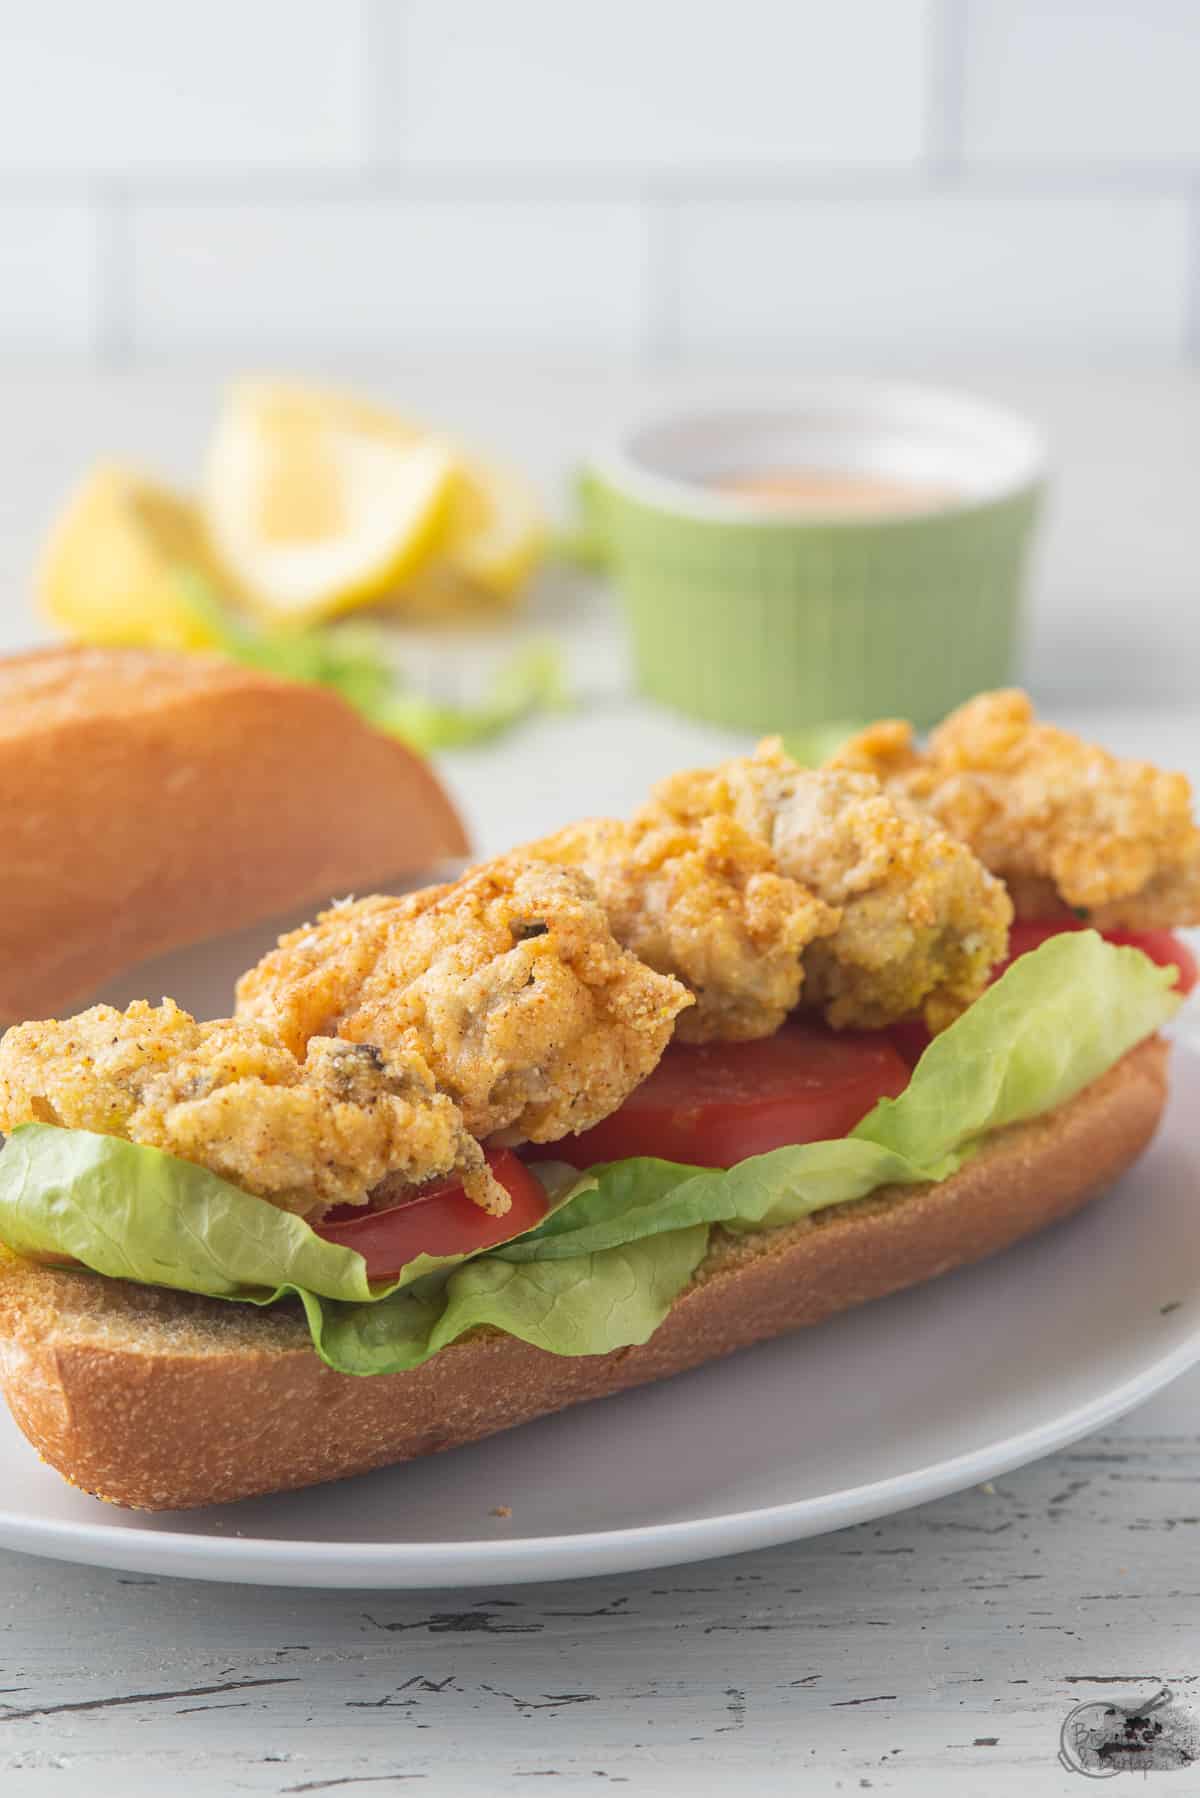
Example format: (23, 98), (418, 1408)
(0, 683), (1193, 1511)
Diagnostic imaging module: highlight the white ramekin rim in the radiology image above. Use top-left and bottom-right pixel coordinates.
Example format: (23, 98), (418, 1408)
(589, 380), (1049, 525)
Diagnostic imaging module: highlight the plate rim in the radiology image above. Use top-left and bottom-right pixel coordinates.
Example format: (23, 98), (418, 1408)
(1, 1297), (1198, 1588)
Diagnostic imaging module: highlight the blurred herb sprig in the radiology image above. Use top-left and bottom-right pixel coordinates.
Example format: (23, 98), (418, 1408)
(181, 576), (567, 754)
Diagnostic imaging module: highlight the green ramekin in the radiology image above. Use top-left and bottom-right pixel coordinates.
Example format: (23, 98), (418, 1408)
(588, 385), (1046, 732)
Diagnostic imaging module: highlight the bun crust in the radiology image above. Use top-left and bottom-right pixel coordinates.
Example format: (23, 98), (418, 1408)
(0, 646), (468, 1025)
(0, 1037), (1169, 1511)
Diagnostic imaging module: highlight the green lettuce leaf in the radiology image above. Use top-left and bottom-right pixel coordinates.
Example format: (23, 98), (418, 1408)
(0, 934), (1179, 1376)
(853, 931), (1178, 1165)
(303, 1227), (710, 1375)
(0, 1126), (575, 1304)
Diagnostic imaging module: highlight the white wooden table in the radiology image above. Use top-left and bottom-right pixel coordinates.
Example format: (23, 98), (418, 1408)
(0, 1427), (1195, 1798)
(0, 365), (1198, 1794)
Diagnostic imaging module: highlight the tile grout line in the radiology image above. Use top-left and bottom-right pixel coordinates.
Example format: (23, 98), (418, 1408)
(361, 0), (395, 172)
(927, 0), (968, 182)
(1184, 179), (1200, 365)
(644, 195), (680, 368)
(4, 164), (1200, 207)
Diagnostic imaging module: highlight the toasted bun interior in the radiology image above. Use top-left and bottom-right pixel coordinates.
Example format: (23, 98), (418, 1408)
(0, 646), (467, 1024)
(0, 1037), (1168, 1511)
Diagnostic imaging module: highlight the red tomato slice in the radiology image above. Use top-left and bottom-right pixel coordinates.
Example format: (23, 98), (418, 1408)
(314, 1147), (547, 1280)
(1102, 928), (1198, 994)
(995, 919), (1197, 995)
(887, 1016), (934, 1068)
(529, 1022), (910, 1171)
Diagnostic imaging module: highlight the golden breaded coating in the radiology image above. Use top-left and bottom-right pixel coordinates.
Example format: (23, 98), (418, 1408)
(646, 739), (1012, 1032)
(237, 862), (693, 1144)
(0, 1000), (498, 1217)
(533, 815), (838, 1042)
(832, 690), (1200, 929)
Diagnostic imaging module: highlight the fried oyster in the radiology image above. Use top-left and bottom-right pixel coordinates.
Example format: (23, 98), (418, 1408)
(642, 739), (1012, 1033)
(831, 689), (1200, 929)
(237, 860), (693, 1145)
(532, 813), (838, 1042)
(533, 740), (1010, 1038)
(0, 999), (502, 1216)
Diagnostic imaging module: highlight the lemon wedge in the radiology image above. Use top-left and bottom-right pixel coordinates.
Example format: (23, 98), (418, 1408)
(380, 455), (546, 618)
(38, 465), (226, 651)
(384, 455), (547, 618)
(204, 383), (460, 625)
(436, 454), (545, 597)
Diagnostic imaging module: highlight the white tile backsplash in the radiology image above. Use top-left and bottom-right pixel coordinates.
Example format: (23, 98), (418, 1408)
(0, 204), (98, 350)
(129, 199), (651, 354)
(0, 2), (1198, 361)
(964, 1), (1200, 165)
(0, 0), (366, 172)
(376, 0), (932, 169)
(676, 190), (1191, 360)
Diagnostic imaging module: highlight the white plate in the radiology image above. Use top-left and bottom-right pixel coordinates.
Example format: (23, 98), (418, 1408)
(1, 914), (1198, 1588)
